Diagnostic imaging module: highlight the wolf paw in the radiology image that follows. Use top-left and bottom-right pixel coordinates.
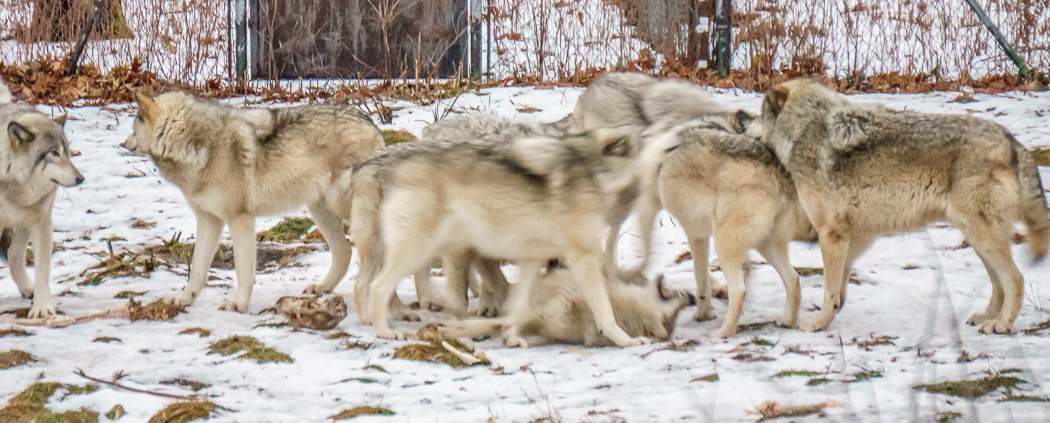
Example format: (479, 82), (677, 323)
(617, 336), (652, 347)
(799, 320), (828, 333)
(693, 307), (716, 322)
(302, 284), (331, 296)
(774, 314), (798, 329)
(978, 319), (1014, 335)
(476, 305), (501, 318)
(168, 291), (197, 308)
(218, 300), (249, 313)
(966, 312), (994, 326)
(374, 328), (406, 340)
(17, 286), (34, 299)
(504, 336), (529, 349)
(419, 300), (444, 312)
(27, 300), (57, 319)
(714, 327), (737, 339)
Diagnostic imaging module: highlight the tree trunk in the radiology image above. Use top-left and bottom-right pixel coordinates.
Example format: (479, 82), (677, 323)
(25, 0), (133, 43)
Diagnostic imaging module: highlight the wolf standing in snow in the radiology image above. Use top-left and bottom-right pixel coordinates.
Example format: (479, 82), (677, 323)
(124, 92), (384, 312)
(439, 269), (694, 347)
(344, 128), (653, 346)
(0, 80), (84, 318)
(634, 119), (815, 338)
(322, 114), (569, 322)
(760, 78), (1050, 334)
(569, 72), (757, 269)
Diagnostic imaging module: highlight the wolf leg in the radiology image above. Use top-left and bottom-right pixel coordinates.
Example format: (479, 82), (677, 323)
(442, 251), (475, 317)
(26, 219), (55, 318)
(476, 257), (509, 317)
(306, 199), (352, 295)
(414, 261), (444, 312)
(501, 260), (544, 348)
(570, 254), (651, 347)
(8, 226), (32, 298)
(174, 211), (224, 307)
(688, 235), (715, 322)
(966, 251), (1003, 326)
(759, 241), (800, 329)
(221, 214), (256, 313)
(800, 228), (850, 332)
(713, 239), (748, 339)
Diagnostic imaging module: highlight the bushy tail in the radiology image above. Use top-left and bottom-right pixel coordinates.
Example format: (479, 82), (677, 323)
(1016, 143), (1050, 262)
(0, 79), (12, 104)
(438, 319), (504, 339)
(0, 228), (12, 262)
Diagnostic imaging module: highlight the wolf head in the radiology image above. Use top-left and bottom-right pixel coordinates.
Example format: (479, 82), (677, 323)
(122, 91), (198, 158)
(3, 112), (83, 188)
(615, 271), (694, 340)
(758, 78), (846, 163)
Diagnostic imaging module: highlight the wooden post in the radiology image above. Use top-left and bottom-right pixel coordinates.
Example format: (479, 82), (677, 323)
(712, 0), (731, 78)
(962, 0), (1030, 77)
(470, 0), (482, 78)
(685, 0), (699, 69)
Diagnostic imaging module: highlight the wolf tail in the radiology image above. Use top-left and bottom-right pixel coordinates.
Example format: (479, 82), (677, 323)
(437, 319), (504, 340)
(0, 228), (12, 262)
(0, 79), (11, 104)
(1015, 141), (1050, 262)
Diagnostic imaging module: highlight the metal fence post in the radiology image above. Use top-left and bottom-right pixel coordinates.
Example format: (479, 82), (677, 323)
(713, 0), (732, 78)
(235, 0), (248, 88)
(963, 0), (1029, 77)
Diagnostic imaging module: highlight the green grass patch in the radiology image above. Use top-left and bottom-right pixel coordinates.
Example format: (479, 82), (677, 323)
(1003, 394), (1050, 402)
(382, 129), (416, 145)
(749, 337), (775, 347)
(114, 290), (147, 299)
(208, 336), (292, 364)
(736, 321), (775, 333)
(935, 410), (963, 423)
(0, 382), (100, 423)
(364, 364), (388, 373)
(771, 370), (821, 379)
(105, 404), (125, 420)
(914, 374), (1024, 400)
(148, 401), (217, 423)
(330, 405), (395, 420)
(852, 369), (883, 382)
(257, 217), (315, 242)
(794, 267), (824, 276)
(92, 337), (121, 343)
(324, 330), (352, 340)
(806, 378), (829, 386)
(0, 350), (36, 369)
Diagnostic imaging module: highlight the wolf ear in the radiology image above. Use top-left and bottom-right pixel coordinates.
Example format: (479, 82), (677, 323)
(53, 114), (67, 127)
(734, 109), (757, 133)
(765, 86), (790, 117)
(134, 91), (161, 124)
(602, 135), (632, 158)
(7, 121), (34, 148)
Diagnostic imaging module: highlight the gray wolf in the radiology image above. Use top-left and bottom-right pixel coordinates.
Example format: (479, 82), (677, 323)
(439, 270), (694, 347)
(0, 79), (84, 318)
(634, 120), (815, 338)
(343, 128), (652, 346)
(123, 91), (384, 312)
(568, 72), (756, 269)
(759, 78), (1049, 334)
(321, 114), (568, 322)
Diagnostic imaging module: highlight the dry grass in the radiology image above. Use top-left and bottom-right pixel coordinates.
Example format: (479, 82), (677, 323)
(393, 338), (480, 369)
(330, 406), (395, 420)
(79, 252), (157, 286)
(0, 328), (32, 338)
(383, 130), (417, 146)
(148, 401), (217, 423)
(129, 299), (185, 322)
(0, 382), (100, 423)
(914, 373), (1025, 400)
(0, 350), (37, 369)
(208, 336), (293, 364)
(179, 327), (211, 337)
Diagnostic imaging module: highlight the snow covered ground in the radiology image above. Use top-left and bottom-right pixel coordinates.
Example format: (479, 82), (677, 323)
(3, 86), (1050, 422)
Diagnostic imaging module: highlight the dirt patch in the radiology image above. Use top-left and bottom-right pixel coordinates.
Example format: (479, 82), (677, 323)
(129, 299), (185, 322)
(1032, 148), (1050, 167)
(0, 350), (37, 369)
(330, 405), (395, 419)
(148, 401), (217, 423)
(159, 379), (210, 392)
(208, 336), (293, 364)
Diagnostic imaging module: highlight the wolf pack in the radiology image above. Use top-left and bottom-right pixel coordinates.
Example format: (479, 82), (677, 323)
(2, 72), (1047, 350)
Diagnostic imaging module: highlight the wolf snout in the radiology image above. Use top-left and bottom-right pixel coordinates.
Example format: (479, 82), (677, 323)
(74, 174), (85, 186)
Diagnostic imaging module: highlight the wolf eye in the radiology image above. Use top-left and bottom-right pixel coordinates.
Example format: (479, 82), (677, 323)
(49, 150), (60, 157)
